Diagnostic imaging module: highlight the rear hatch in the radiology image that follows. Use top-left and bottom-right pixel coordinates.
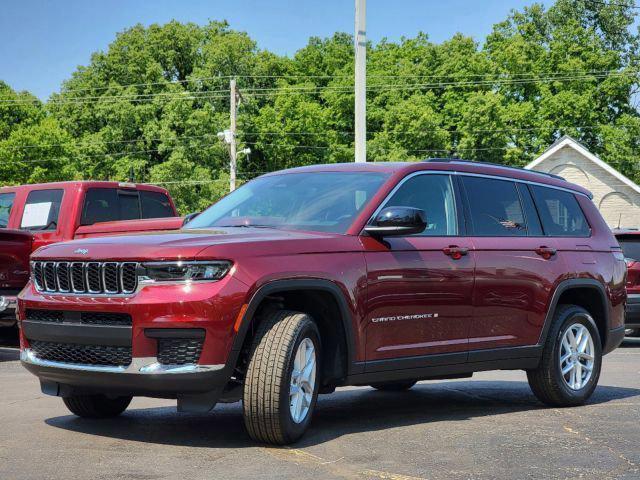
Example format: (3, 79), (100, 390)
(617, 234), (640, 294)
(0, 228), (33, 293)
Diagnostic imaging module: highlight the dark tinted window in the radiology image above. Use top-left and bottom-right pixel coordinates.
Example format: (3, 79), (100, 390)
(82, 189), (119, 225)
(21, 189), (64, 230)
(0, 192), (15, 228)
(140, 191), (174, 219)
(530, 185), (590, 237)
(82, 189), (142, 225)
(518, 184), (543, 236)
(617, 236), (640, 261)
(119, 193), (140, 221)
(462, 177), (527, 236)
(383, 174), (458, 236)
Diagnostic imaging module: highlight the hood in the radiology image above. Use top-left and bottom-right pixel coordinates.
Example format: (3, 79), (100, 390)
(31, 227), (355, 261)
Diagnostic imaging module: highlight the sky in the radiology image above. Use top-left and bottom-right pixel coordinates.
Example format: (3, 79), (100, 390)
(0, 0), (555, 100)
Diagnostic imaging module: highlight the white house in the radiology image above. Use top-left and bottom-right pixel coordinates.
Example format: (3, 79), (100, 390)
(525, 136), (640, 229)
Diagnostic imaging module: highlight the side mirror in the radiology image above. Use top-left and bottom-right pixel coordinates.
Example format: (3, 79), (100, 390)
(364, 206), (427, 238)
(182, 212), (200, 227)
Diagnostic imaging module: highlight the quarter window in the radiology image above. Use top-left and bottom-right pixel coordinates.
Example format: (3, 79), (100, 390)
(0, 192), (15, 228)
(462, 176), (527, 237)
(20, 189), (64, 231)
(530, 185), (590, 237)
(383, 174), (458, 236)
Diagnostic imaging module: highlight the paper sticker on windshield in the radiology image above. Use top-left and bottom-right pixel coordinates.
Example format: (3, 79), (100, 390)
(21, 202), (52, 228)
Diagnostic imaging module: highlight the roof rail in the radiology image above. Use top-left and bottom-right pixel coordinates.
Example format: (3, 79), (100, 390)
(423, 158), (566, 181)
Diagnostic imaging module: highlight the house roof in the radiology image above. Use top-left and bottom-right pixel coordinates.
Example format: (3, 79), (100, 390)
(525, 135), (640, 195)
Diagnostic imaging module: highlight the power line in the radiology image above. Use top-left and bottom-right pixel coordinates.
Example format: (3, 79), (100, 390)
(1, 70), (637, 105)
(583, 0), (639, 9)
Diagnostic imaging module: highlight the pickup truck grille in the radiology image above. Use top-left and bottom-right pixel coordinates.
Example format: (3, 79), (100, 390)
(31, 261), (138, 295)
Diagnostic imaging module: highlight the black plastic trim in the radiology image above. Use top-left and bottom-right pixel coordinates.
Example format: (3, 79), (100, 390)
(22, 320), (131, 347)
(145, 328), (205, 339)
(229, 278), (360, 375)
(536, 278), (611, 347)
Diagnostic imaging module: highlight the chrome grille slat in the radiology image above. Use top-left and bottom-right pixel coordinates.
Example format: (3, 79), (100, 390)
(32, 261), (138, 296)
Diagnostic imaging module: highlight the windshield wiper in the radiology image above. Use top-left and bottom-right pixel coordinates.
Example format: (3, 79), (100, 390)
(216, 224), (279, 229)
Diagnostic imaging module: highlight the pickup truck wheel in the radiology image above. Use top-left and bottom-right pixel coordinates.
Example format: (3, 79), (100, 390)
(62, 394), (132, 418)
(527, 305), (602, 407)
(243, 310), (321, 445)
(371, 381), (417, 391)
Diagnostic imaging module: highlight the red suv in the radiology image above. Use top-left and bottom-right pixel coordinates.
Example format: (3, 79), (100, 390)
(18, 160), (626, 444)
(613, 230), (640, 336)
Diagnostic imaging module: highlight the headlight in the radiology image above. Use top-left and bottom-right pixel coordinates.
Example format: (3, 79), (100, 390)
(139, 261), (232, 283)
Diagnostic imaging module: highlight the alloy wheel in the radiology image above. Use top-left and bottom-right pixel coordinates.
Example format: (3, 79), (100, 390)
(289, 338), (316, 423)
(559, 323), (595, 390)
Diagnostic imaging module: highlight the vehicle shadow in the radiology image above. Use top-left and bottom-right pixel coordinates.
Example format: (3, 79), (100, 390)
(0, 347), (20, 362)
(45, 380), (640, 448)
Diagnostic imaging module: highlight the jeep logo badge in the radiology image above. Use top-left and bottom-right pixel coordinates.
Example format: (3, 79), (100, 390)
(73, 248), (89, 255)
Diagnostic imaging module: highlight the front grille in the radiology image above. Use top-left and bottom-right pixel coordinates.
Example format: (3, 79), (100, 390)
(157, 338), (203, 365)
(29, 340), (132, 367)
(31, 261), (138, 295)
(25, 309), (132, 326)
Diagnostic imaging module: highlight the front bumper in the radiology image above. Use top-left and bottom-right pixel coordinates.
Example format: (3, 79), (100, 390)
(21, 349), (230, 397)
(625, 294), (640, 329)
(17, 275), (249, 402)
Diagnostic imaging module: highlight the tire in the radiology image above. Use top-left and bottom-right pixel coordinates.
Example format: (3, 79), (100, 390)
(371, 381), (417, 391)
(242, 310), (321, 445)
(527, 304), (602, 407)
(62, 394), (132, 418)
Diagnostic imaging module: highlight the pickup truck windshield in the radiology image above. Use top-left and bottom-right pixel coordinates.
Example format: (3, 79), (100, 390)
(0, 192), (15, 228)
(185, 172), (389, 234)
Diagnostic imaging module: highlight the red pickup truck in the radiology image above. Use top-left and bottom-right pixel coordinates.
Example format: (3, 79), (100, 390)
(0, 181), (183, 325)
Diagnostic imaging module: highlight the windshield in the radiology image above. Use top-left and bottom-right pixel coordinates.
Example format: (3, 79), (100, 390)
(0, 192), (15, 228)
(185, 171), (389, 234)
(618, 236), (640, 261)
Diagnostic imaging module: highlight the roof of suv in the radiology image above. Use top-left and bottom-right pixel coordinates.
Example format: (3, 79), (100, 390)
(264, 159), (593, 198)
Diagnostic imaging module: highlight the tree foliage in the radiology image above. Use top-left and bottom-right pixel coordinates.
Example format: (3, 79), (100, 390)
(1, 1), (639, 213)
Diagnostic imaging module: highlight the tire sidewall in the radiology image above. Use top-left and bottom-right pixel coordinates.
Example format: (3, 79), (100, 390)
(552, 308), (602, 402)
(278, 317), (322, 443)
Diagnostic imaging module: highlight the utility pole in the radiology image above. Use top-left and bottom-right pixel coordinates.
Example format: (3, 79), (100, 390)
(229, 78), (238, 191)
(354, 0), (367, 163)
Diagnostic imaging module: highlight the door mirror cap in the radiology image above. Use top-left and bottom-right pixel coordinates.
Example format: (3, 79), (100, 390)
(364, 206), (427, 238)
(182, 212), (200, 227)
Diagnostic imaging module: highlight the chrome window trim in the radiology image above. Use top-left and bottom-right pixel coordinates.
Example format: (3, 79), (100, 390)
(365, 169), (590, 232)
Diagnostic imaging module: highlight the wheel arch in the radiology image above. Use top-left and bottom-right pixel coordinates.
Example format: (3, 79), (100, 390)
(539, 279), (610, 349)
(229, 279), (358, 386)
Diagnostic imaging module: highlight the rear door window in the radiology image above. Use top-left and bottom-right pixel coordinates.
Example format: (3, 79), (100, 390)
(82, 188), (142, 225)
(461, 176), (527, 236)
(140, 190), (174, 218)
(530, 185), (591, 237)
(0, 192), (15, 228)
(20, 189), (64, 230)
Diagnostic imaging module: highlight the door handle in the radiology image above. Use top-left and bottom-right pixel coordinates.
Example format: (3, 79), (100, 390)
(535, 246), (557, 259)
(443, 246), (469, 260)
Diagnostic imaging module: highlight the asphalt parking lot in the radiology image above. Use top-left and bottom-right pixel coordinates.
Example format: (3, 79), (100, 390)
(0, 334), (639, 480)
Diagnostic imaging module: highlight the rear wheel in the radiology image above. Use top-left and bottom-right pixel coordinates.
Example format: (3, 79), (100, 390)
(371, 381), (417, 391)
(527, 305), (602, 407)
(62, 394), (132, 418)
(242, 310), (321, 445)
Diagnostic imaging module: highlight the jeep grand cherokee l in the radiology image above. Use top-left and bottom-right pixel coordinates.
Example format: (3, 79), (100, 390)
(18, 160), (626, 444)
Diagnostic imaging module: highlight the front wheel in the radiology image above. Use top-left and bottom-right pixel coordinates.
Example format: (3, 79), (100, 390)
(243, 310), (321, 445)
(62, 394), (132, 418)
(527, 305), (602, 407)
